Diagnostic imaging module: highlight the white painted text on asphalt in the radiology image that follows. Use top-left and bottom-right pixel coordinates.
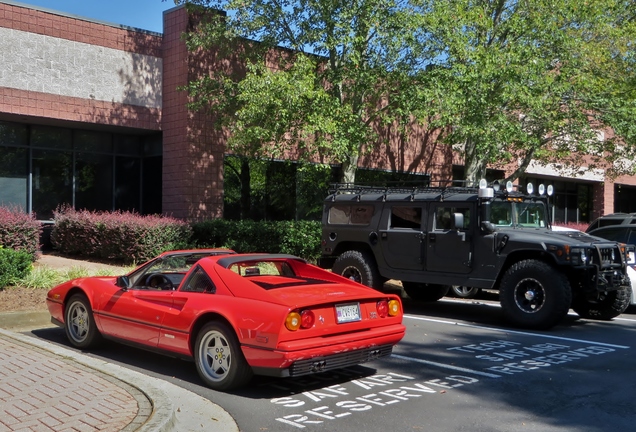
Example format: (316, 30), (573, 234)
(273, 372), (479, 428)
(446, 340), (616, 374)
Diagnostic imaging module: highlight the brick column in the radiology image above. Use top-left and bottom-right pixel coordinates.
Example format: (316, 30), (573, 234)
(162, 6), (225, 221)
(591, 180), (613, 220)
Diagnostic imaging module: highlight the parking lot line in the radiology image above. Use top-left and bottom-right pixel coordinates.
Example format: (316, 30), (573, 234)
(403, 314), (630, 349)
(391, 354), (502, 378)
(614, 316), (636, 322)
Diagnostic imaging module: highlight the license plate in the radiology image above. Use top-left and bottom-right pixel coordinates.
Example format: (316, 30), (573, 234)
(335, 303), (361, 323)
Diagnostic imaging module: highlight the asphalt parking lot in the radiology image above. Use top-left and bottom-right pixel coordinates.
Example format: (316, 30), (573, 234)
(28, 294), (636, 432)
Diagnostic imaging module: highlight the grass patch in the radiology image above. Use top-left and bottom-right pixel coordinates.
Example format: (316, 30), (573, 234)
(16, 265), (130, 290)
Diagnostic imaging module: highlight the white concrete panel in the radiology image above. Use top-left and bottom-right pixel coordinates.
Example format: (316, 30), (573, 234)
(524, 160), (605, 182)
(0, 27), (162, 108)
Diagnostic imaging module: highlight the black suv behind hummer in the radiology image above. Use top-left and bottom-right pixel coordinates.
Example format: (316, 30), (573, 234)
(319, 181), (633, 329)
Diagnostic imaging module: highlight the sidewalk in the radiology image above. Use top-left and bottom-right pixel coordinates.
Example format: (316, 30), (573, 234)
(0, 252), (239, 432)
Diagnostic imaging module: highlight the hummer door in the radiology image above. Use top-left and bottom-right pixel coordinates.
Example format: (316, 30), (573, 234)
(426, 204), (473, 273)
(379, 204), (426, 270)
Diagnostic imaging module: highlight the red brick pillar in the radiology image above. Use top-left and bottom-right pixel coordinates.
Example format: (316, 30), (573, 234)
(162, 6), (225, 221)
(591, 180), (613, 220)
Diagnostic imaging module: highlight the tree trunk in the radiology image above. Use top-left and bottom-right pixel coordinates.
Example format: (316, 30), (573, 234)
(339, 153), (359, 184)
(463, 138), (487, 185)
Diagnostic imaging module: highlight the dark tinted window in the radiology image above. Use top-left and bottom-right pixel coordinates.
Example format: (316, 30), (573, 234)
(181, 266), (216, 293)
(599, 219), (628, 228)
(390, 206), (421, 229)
(589, 227), (632, 244)
(434, 206), (471, 230)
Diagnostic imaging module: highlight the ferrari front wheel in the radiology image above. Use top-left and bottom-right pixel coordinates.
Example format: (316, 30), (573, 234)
(195, 321), (253, 391)
(65, 293), (102, 349)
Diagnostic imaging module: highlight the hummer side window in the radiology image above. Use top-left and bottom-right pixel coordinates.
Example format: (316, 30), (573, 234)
(435, 207), (471, 230)
(390, 206), (422, 229)
(328, 205), (374, 225)
(492, 202), (513, 226)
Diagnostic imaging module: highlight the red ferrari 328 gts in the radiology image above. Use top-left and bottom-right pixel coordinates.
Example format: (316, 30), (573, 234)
(46, 250), (405, 390)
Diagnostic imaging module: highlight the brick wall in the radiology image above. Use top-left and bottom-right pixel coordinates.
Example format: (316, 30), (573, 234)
(0, 1), (162, 130)
(162, 5), (228, 221)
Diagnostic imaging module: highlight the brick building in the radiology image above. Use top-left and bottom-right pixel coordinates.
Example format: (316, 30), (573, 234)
(1, 1), (635, 225)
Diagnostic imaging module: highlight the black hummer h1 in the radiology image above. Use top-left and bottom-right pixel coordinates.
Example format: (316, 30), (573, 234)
(319, 180), (633, 329)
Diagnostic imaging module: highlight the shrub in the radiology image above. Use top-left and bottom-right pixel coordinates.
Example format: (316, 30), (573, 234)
(51, 207), (192, 263)
(0, 247), (32, 289)
(191, 219), (322, 261)
(0, 206), (41, 260)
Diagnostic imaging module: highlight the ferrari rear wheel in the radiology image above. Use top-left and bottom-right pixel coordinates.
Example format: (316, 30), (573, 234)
(65, 293), (102, 349)
(195, 321), (253, 391)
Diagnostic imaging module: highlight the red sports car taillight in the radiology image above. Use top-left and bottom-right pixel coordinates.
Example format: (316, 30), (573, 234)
(285, 310), (315, 331)
(377, 300), (389, 318)
(300, 310), (315, 329)
(388, 299), (400, 316)
(378, 299), (401, 318)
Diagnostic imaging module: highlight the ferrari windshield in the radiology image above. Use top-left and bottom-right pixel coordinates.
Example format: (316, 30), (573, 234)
(491, 201), (549, 228)
(128, 253), (214, 286)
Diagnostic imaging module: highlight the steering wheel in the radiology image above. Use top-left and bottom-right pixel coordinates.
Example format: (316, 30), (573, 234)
(145, 273), (174, 290)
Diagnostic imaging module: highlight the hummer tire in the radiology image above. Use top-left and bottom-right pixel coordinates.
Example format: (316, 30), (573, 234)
(571, 282), (630, 320)
(499, 259), (571, 329)
(332, 250), (383, 289)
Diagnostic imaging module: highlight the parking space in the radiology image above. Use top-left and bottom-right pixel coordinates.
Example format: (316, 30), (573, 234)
(142, 296), (626, 431)
(30, 300), (636, 431)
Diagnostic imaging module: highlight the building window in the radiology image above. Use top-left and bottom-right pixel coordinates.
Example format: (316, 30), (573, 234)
(0, 146), (28, 209)
(614, 184), (636, 213)
(524, 177), (592, 224)
(75, 152), (114, 212)
(0, 120), (161, 219)
(32, 149), (74, 219)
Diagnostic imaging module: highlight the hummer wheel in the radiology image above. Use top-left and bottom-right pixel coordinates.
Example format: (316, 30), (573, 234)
(450, 285), (482, 299)
(571, 283), (630, 320)
(499, 259), (571, 329)
(332, 250), (383, 289)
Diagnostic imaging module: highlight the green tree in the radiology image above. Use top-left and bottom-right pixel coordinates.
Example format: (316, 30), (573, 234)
(175, 0), (432, 183)
(413, 0), (636, 183)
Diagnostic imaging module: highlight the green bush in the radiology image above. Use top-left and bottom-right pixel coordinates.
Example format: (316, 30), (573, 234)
(51, 207), (192, 264)
(191, 219), (322, 261)
(0, 247), (32, 289)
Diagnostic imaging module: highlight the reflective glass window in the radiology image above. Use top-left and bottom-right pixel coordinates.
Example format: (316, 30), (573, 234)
(115, 156), (141, 211)
(31, 126), (72, 150)
(0, 147), (28, 209)
(75, 153), (113, 211)
(74, 130), (113, 153)
(32, 149), (73, 219)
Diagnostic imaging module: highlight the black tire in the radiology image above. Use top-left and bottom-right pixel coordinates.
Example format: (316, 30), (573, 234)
(194, 321), (253, 391)
(571, 285), (630, 320)
(499, 259), (572, 329)
(332, 250), (383, 289)
(402, 282), (450, 302)
(65, 293), (102, 349)
(450, 285), (482, 299)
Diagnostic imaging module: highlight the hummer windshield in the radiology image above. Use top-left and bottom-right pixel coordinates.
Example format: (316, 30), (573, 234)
(491, 201), (549, 228)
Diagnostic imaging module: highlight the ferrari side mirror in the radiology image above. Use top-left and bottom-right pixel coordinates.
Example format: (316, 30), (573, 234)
(116, 275), (130, 290)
